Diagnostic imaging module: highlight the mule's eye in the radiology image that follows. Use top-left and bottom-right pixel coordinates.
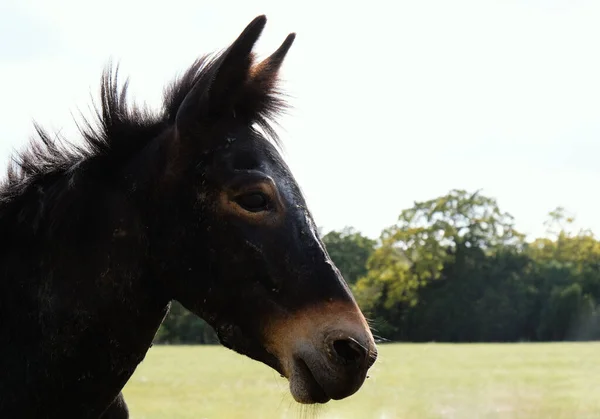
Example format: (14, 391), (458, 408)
(235, 192), (270, 213)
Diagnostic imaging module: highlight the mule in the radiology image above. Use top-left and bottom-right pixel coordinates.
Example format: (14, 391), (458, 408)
(0, 15), (377, 418)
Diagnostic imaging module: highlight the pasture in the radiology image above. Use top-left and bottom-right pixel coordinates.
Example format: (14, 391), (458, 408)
(123, 342), (600, 419)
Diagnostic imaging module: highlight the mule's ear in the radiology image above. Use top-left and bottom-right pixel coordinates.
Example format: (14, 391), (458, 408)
(175, 15), (267, 135)
(250, 32), (296, 91)
(239, 32), (295, 125)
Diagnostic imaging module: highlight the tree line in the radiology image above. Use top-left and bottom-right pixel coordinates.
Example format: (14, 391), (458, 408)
(154, 189), (600, 344)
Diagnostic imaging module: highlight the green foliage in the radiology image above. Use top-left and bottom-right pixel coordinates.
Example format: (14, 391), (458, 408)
(352, 190), (599, 343)
(321, 227), (376, 285)
(154, 302), (218, 344)
(354, 189), (525, 335)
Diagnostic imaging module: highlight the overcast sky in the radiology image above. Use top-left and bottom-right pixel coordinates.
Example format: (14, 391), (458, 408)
(1, 0), (599, 240)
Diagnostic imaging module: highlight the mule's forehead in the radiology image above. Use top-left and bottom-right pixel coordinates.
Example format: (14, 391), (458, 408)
(231, 133), (305, 203)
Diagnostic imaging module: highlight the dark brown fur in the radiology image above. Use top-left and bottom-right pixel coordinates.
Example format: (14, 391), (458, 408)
(0, 16), (376, 418)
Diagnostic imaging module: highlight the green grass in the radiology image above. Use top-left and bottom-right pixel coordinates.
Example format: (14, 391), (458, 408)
(123, 342), (600, 419)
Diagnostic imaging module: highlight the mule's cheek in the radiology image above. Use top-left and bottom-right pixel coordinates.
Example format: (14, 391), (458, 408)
(262, 301), (377, 404)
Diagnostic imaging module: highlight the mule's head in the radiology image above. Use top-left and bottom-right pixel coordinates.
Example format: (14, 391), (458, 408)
(155, 16), (376, 403)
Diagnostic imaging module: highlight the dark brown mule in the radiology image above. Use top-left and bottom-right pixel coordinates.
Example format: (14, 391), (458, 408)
(0, 16), (377, 418)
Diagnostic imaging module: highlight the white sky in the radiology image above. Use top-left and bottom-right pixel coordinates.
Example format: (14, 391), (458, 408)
(1, 0), (599, 240)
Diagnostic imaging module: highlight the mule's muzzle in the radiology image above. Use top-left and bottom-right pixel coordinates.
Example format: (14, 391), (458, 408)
(263, 300), (377, 404)
(289, 328), (377, 404)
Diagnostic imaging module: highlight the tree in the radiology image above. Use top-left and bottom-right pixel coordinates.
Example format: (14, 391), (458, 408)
(321, 227), (376, 285)
(353, 189), (526, 341)
(154, 302), (219, 344)
(528, 209), (600, 294)
(356, 189), (524, 304)
(526, 208), (600, 340)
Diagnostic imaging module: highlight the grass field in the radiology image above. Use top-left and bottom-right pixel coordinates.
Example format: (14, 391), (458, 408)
(122, 342), (600, 419)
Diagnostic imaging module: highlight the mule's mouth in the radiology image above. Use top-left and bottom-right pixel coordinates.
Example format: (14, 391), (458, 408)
(289, 357), (331, 404)
(282, 336), (376, 404)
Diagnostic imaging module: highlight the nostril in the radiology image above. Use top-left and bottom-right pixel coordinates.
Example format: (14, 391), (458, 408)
(332, 338), (367, 366)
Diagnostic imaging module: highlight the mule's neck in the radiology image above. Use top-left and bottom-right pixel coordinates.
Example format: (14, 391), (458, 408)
(0, 150), (174, 416)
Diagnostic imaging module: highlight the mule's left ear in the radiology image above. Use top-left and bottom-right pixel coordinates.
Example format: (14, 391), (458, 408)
(250, 32), (296, 92)
(175, 15), (267, 136)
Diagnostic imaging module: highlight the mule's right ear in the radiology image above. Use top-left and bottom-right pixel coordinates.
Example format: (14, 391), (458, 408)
(175, 15), (267, 139)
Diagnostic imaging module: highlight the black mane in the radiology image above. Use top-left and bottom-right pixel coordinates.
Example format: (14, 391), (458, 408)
(1, 51), (287, 205)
